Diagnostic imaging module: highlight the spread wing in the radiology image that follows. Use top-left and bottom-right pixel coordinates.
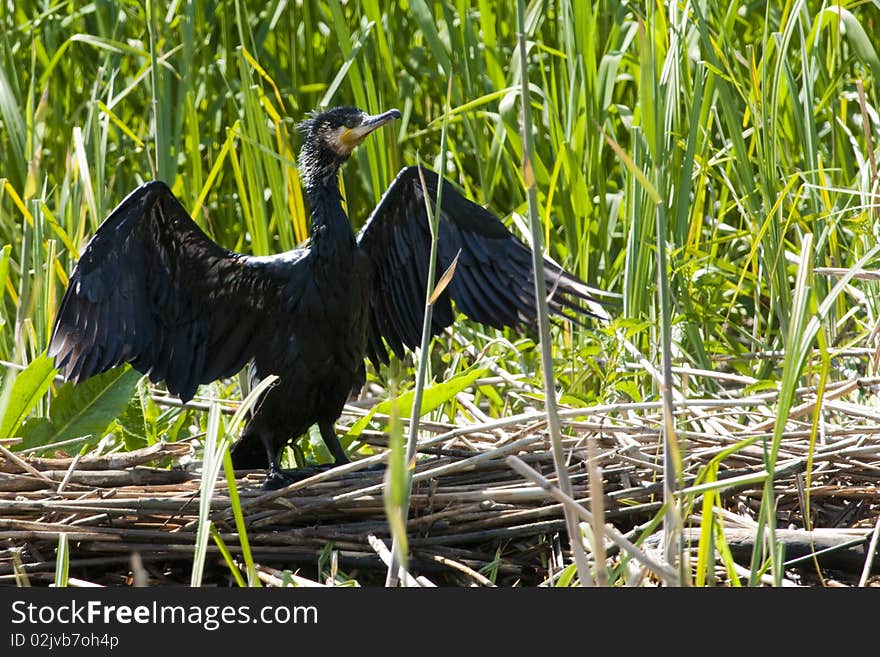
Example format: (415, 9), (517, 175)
(50, 181), (306, 401)
(357, 166), (607, 366)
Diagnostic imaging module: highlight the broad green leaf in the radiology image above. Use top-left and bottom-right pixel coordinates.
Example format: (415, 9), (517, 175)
(18, 417), (57, 448)
(555, 563), (578, 588)
(0, 354), (57, 439)
(116, 387), (149, 451)
(558, 393), (589, 407)
(477, 384), (504, 409)
(613, 380), (643, 403)
(346, 365), (488, 438)
(32, 366), (142, 448)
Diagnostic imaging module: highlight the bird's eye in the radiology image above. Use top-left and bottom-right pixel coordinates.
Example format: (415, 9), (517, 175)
(344, 118), (359, 129)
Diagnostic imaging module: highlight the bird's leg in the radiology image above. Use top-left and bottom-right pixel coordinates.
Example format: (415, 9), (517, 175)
(319, 421), (349, 465)
(261, 434), (290, 491)
(263, 425), (346, 490)
(319, 420), (386, 474)
(264, 423), (384, 491)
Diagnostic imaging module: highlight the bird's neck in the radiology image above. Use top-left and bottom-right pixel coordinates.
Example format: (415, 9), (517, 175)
(307, 176), (356, 246)
(299, 141), (347, 204)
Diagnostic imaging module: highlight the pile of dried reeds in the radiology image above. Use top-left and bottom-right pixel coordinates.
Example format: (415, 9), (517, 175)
(2, 365), (880, 586)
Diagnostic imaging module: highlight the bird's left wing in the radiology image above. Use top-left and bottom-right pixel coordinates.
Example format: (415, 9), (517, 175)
(49, 181), (305, 401)
(357, 166), (607, 366)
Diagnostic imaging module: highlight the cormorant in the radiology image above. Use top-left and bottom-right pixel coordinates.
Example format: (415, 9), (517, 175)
(49, 106), (604, 487)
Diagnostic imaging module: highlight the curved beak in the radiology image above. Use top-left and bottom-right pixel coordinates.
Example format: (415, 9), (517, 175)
(361, 108), (402, 132)
(342, 109), (401, 148)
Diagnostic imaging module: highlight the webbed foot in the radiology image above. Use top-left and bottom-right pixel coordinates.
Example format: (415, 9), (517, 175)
(261, 463), (337, 490)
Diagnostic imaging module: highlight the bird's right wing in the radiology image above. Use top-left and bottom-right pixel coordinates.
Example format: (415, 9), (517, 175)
(50, 181), (300, 401)
(357, 166), (610, 366)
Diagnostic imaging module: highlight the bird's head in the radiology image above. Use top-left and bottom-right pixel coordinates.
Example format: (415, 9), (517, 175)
(298, 106), (401, 192)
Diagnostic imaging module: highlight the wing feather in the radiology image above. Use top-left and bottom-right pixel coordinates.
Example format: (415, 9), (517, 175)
(357, 166), (609, 366)
(50, 181), (301, 401)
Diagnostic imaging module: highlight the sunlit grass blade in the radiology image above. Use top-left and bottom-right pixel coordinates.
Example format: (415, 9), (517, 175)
(516, 0), (593, 588)
(383, 79), (453, 587)
(211, 524), (247, 588)
(191, 375), (277, 587)
(3, 0), (880, 590)
(53, 533), (69, 588)
(222, 448), (261, 587)
(382, 390), (408, 574)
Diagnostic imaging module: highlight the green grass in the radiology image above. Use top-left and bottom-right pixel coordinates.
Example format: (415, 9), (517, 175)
(2, 1), (880, 586)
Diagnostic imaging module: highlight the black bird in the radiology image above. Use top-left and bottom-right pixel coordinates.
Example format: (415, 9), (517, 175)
(50, 106), (605, 487)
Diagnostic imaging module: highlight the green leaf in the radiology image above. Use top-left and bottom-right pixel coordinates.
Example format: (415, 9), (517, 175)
(0, 354), (57, 439)
(477, 384), (504, 409)
(116, 389), (149, 451)
(223, 448), (260, 587)
(743, 379), (779, 395)
(555, 563), (578, 588)
(113, 378), (156, 450)
(18, 417), (57, 448)
(0, 67), (27, 186)
(22, 366), (143, 449)
(346, 365), (488, 438)
(558, 393), (589, 407)
(817, 7), (880, 80)
(408, 0), (452, 75)
(614, 379), (643, 403)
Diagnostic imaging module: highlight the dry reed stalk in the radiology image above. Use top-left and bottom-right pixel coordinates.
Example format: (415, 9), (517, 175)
(2, 377), (880, 586)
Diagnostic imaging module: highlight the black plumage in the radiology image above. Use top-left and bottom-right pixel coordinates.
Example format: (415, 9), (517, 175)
(50, 106), (605, 487)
